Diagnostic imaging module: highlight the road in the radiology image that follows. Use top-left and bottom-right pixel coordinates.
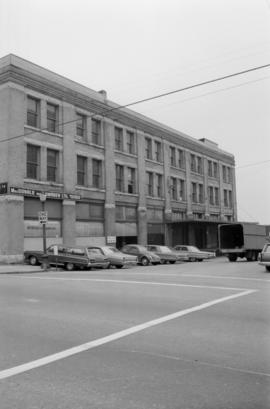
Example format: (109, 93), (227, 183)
(0, 258), (269, 408)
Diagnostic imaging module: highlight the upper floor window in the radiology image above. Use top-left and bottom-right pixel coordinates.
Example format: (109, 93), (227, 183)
(77, 155), (87, 186)
(115, 164), (124, 191)
(146, 172), (154, 196)
(154, 141), (162, 162)
(213, 162), (218, 178)
(179, 179), (185, 200)
(170, 177), (177, 200)
(27, 97), (40, 128)
(191, 154), (203, 174)
(115, 127), (123, 151)
(127, 131), (136, 154)
(156, 174), (163, 197)
(214, 187), (219, 205)
(145, 137), (152, 160)
(127, 167), (136, 194)
(170, 147), (176, 167)
(26, 144), (40, 179)
(197, 157), (203, 174)
(208, 161), (213, 177)
(178, 149), (185, 169)
(47, 149), (58, 182)
(192, 182), (197, 203)
(92, 119), (102, 145)
(76, 113), (87, 138)
(198, 183), (204, 203)
(47, 103), (58, 133)
(92, 159), (102, 188)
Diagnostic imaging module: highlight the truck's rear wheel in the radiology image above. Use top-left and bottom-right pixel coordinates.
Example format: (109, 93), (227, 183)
(228, 255), (237, 262)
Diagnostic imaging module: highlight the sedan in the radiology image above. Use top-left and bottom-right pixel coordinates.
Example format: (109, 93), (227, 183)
(258, 242), (270, 272)
(92, 246), (138, 269)
(121, 244), (161, 266)
(173, 245), (216, 262)
(147, 245), (179, 264)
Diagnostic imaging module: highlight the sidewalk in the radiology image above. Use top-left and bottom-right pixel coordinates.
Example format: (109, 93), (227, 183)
(0, 263), (45, 274)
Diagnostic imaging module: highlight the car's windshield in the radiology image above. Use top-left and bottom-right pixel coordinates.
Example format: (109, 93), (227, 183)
(188, 246), (200, 252)
(135, 245), (147, 252)
(102, 247), (120, 255)
(159, 246), (172, 253)
(87, 248), (103, 255)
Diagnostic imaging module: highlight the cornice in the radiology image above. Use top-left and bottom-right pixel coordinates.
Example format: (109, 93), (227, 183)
(0, 63), (235, 165)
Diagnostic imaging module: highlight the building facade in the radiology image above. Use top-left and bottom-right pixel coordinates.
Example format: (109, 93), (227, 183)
(0, 55), (237, 263)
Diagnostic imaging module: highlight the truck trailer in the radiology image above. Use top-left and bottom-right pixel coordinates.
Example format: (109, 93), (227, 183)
(218, 223), (267, 262)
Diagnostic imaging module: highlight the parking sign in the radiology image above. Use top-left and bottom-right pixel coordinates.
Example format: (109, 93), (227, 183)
(38, 211), (48, 224)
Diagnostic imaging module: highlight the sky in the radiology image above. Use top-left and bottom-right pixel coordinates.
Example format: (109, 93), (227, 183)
(1, 0), (270, 224)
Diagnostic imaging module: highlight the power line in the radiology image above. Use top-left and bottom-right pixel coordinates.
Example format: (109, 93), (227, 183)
(1, 62), (270, 145)
(236, 159), (270, 169)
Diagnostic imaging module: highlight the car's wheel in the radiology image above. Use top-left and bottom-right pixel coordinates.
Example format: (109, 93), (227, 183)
(266, 266), (270, 272)
(29, 256), (38, 266)
(189, 257), (196, 262)
(141, 257), (150, 266)
(65, 262), (74, 271)
(169, 261), (176, 264)
(116, 265), (123, 269)
(198, 259), (203, 262)
(228, 255), (237, 262)
(29, 255), (38, 266)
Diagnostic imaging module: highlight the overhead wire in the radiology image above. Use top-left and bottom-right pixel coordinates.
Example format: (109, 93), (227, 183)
(0, 62), (269, 146)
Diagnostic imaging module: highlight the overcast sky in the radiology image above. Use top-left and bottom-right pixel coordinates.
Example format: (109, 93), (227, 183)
(1, 0), (270, 224)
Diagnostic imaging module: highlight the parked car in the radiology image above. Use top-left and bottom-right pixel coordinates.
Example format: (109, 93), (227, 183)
(121, 244), (161, 266)
(146, 245), (179, 264)
(173, 245), (216, 262)
(90, 246), (137, 268)
(258, 242), (270, 272)
(24, 244), (110, 270)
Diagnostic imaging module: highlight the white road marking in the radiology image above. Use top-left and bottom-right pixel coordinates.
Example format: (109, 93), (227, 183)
(19, 276), (251, 292)
(181, 274), (270, 282)
(0, 289), (255, 380)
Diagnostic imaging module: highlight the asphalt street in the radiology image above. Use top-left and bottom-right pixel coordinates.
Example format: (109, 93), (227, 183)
(0, 258), (269, 409)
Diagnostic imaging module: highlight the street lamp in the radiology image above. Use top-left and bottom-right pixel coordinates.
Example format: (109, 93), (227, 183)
(39, 193), (48, 270)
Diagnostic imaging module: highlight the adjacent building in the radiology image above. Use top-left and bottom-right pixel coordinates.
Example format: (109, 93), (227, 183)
(0, 55), (237, 263)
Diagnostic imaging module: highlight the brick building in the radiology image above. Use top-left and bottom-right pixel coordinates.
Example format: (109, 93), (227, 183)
(0, 55), (237, 263)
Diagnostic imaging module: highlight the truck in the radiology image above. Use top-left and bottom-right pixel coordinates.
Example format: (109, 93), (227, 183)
(218, 222), (267, 262)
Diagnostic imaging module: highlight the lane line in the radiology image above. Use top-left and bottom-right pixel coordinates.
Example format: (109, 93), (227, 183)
(181, 274), (270, 282)
(18, 276), (251, 291)
(0, 289), (255, 380)
(127, 349), (270, 378)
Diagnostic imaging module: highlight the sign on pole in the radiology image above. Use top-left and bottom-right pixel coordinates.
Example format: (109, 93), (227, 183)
(38, 211), (48, 224)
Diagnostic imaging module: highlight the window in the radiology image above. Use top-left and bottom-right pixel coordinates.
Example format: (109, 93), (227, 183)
(198, 183), (204, 203)
(27, 97), (39, 128)
(224, 189), (228, 207)
(214, 187), (219, 205)
(127, 131), (136, 154)
(92, 159), (102, 188)
(197, 157), (203, 174)
(178, 150), (185, 169)
(127, 167), (136, 194)
(147, 172), (153, 196)
(170, 177), (177, 200)
(145, 137), (152, 159)
(91, 119), (101, 145)
(26, 144), (40, 179)
(47, 103), (58, 133)
(170, 147), (176, 167)
(228, 190), (232, 207)
(47, 149), (58, 182)
(213, 162), (218, 178)
(115, 164), (124, 191)
(209, 186), (214, 205)
(191, 154), (196, 172)
(154, 141), (162, 162)
(208, 161), (213, 177)
(192, 182), (197, 203)
(77, 156), (87, 186)
(179, 179), (185, 200)
(227, 167), (232, 183)
(222, 166), (227, 183)
(76, 113), (86, 138)
(115, 127), (123, 151)
(156, 174), (163, 197)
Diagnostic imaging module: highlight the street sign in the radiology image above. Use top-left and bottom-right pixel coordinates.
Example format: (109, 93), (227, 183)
(38, 211), (48, 224)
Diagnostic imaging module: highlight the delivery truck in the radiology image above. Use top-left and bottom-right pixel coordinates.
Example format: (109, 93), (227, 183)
(218, 222), (267, 262)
